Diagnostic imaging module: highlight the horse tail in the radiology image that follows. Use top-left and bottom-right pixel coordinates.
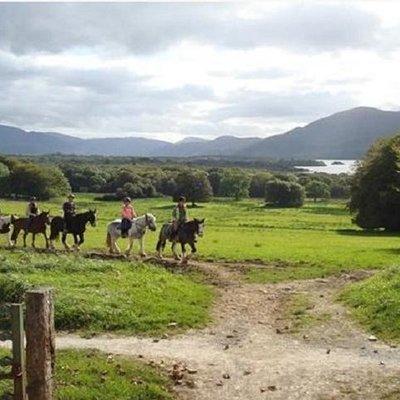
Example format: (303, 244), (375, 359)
(106, 232), (111, 247)
(49, 217), (62, 241)
(156, 224), (168, 251)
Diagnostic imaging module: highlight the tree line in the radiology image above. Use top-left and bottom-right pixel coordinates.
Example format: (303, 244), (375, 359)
(0, 155), (351, 205)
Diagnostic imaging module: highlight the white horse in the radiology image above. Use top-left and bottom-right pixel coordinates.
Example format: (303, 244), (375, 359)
(0, 215), (14, 245)
(106, 213), (157, 256)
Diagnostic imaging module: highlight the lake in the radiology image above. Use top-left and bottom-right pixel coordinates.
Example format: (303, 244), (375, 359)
(295, 160), (358, 174)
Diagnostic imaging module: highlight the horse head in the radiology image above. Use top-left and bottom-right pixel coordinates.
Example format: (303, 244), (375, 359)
(194, 218), (205, 237)
(88, 209), (97, 227)
(145, 213), (157, 231)
(40, 211), (51, 225)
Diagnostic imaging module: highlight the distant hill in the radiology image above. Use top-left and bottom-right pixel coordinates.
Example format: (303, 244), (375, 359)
(2, 107), (400, 159)
(237, 107), (400, 159)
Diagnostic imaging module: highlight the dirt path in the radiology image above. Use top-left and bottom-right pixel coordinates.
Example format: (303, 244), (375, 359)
(2, 258), (400, 399)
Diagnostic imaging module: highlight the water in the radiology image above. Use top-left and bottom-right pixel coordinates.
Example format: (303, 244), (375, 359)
(295, 160), (358, 175)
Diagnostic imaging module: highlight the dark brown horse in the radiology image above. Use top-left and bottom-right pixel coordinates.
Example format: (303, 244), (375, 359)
(156, 218), (205, 262)
(10, 212), (51, 248)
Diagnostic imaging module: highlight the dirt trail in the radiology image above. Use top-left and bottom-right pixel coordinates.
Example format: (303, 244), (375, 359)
(2, 258), (400, 399)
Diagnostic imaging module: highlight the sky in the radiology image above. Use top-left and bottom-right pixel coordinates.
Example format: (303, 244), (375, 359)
(1, 1), (400, 142)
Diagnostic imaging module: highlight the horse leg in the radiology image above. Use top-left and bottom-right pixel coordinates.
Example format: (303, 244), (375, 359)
(76, 233), (84, 251)
(31, 233), (36, 248)
(43, 231), (49, 249)
(114, 237), (121, 254)
(23, 231), (27, 248)
(62, 233), (70, 250)
(172, 241), (180, 260)
(181, 243), (188, 264)
(139, 236), (146, 257)
(156, 236), (165, 258)
(126, 237), (133, 256)
(73, 234), (79, 251)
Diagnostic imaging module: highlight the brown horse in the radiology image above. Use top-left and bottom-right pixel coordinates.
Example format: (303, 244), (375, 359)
(10, 212), (51, 248)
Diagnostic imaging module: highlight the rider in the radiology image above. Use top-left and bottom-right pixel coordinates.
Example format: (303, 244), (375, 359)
(120, 197), (137, 238)
(26, 196), (39, 229)
(172, 196), (188, 238)
(63, 193), (76, 234)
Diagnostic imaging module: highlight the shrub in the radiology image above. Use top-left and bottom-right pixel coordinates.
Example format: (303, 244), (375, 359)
(219, 169), (251, 200)
(265, 179), (305, 207)
(305, 180), (331, 202)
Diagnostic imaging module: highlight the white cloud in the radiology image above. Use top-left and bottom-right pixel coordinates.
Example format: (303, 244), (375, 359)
(0, 1), (400, 140)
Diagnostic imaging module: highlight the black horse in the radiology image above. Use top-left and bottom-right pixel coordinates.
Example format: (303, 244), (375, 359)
(156, 218), (205, 262)
(49, 210), (97, 250)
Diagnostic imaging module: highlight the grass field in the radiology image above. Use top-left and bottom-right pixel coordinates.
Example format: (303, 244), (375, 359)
(0, 251), (213, 335)
(0, 348), (174, 399)
(1, 195), (399, 276)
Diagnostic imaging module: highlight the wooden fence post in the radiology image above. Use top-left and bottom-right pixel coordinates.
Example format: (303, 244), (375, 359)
(11, 303), (27, 400)
(25, 289), (55, 400)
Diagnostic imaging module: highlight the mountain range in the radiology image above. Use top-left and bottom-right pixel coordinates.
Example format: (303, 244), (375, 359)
(1, 107), (400, 159)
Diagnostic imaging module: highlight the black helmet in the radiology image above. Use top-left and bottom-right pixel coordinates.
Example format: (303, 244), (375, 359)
(124, 197), (132, 203)
(178, 196), (186, 202)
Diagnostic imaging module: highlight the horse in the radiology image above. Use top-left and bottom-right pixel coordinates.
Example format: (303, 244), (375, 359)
(0, 215), (15, 245)
(10, 211), (51, 248)
(106, 213), (157, 256)
(156, 218), (205, 262)
(49, 209), (97, 250)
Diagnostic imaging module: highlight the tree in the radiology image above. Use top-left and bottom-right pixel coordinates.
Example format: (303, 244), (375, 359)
(219, 169), (251, 200)
(349, 135), (400, 230)
(174, 170), (213, 205)
(207, 168), (224, 197)
(249, 172), (273, 198)
(7, 162), (70, 200)
(265, 179), (305, 207)
(305, 180), (331, 202)
(0, 162), (10, 191)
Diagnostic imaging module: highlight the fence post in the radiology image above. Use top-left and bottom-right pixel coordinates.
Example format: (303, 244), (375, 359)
(25, 289), (55, 400)
(11, 304), (27, 400)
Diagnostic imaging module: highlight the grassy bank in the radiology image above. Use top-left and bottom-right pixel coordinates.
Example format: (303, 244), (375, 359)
(0, 251), (213, 335)
(0, 349), (174, 399)
(340, 268), (400, 342)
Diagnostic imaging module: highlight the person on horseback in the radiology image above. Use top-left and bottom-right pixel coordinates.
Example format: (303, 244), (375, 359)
(120, 197), (137, 238)
(63, 193), (76, 234)
(25, 196), (39, 229)
(172, 196), (188, 238)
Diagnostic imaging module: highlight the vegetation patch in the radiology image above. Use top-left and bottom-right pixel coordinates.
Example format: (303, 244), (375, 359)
(340, 268), (400, 342)
(281, 292), (330, 333)
(0, 348), (174, 400)
(0, 251), (213, 335)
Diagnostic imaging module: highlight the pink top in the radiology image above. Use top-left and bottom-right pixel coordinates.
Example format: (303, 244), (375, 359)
(121, 204), (136, 220)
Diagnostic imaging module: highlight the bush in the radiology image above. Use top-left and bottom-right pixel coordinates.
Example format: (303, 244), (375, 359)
(305, 180), (331, 202)
(174, 170), (213, 205)
(249, 172), (273, 198)
(265, 179), (305, 207)
(350, 135), (400, 230)
(5, 162), (70, 200)
(219, 169), (251, 200)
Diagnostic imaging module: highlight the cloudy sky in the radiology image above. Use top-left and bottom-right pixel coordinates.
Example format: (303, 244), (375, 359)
(1, 1), (400, 142)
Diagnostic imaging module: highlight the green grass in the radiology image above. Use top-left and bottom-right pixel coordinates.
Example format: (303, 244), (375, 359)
(0, 349), (174, 399)
(0, 251), (213, 335)
(2, 196), (399, 272)
(340, 267), (400, 342)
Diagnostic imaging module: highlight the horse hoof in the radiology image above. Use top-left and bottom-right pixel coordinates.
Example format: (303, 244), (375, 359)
(140, 253), (146, 258)
(181, 258), (188, 265)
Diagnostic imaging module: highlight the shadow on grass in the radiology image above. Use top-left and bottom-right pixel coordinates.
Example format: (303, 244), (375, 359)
(336, 228), (398, 237)
(303, 205), (349, 216)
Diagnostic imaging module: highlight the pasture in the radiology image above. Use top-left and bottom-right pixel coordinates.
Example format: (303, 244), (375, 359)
(1, 195), (399, 280)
